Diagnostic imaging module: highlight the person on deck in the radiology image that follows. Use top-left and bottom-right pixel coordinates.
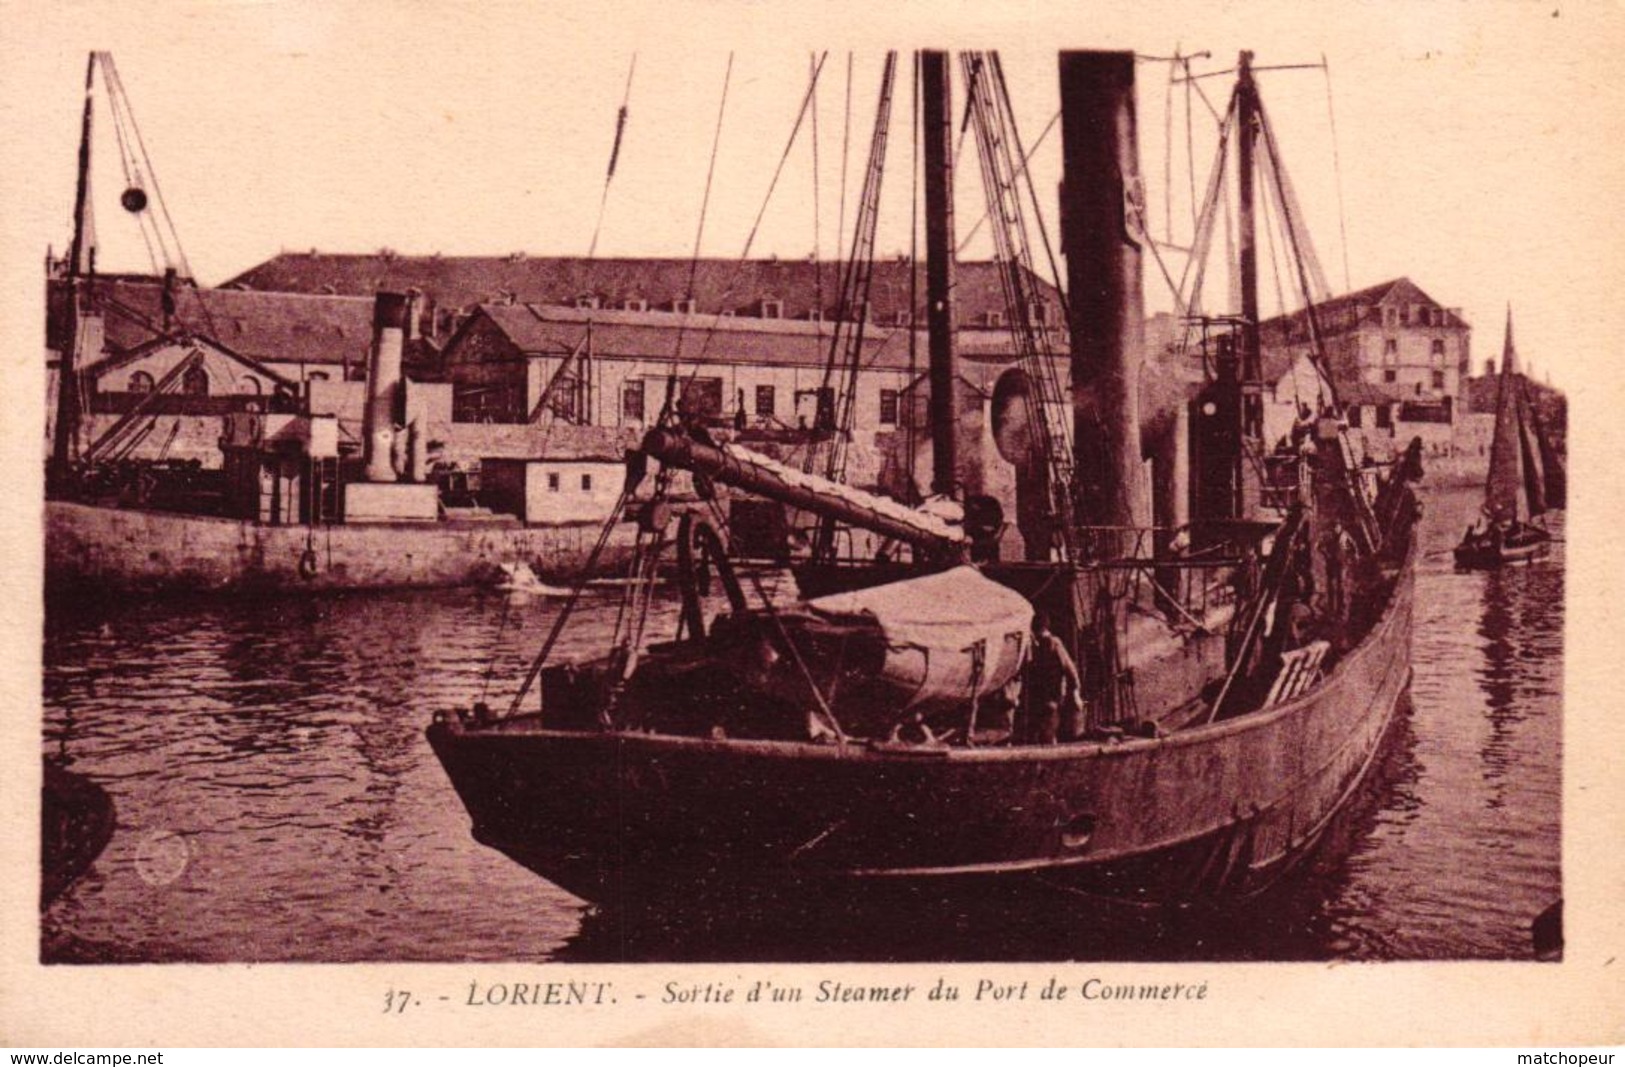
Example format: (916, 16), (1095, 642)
(1027, 613), (1084, 745)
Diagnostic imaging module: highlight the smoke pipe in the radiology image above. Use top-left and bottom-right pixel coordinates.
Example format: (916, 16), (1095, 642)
(1057, 50), (1149, 556)
(363, 291), (408, 483)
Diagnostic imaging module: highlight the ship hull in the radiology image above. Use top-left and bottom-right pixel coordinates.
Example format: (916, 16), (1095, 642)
(45, 500), (638, 595)
(428, 540), (1414, 910)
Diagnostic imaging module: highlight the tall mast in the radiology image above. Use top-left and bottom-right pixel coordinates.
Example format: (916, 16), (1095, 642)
(1057, 50), (1148, 555)
(52, 52), (98, 484)
(921, 50), (960, 498)
(1483, 305), (1527, 525)
(68, 54), (97, 278)
(1235, 50), (1264, 517)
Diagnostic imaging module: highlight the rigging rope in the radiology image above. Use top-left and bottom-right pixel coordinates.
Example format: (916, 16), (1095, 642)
(1322, 55), (1354, 293)
(811, 51), (823, 318)
(701, 497), (847, 745)
(652, 53), (733, 426)
(97, 53), (218, 341)
(666, 54), (828, 386)
(837, 53), (852, 301)
(1165, 46), (1177, 243)
(98, 55), (162, 276)
(505, 487), (633, 715)
(1185, 55), (1199, 233)
(683, 53), (734, 313)
(954, 110), (1059, 256)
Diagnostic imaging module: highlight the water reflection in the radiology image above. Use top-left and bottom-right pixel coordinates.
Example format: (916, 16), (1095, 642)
(41, 487), (1561, 962)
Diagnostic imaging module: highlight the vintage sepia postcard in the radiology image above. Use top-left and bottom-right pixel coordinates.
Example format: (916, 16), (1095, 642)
(2, 0), (1622, 1049)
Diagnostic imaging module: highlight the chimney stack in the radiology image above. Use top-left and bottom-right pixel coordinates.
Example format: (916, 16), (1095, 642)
(363, 291), (408, 482)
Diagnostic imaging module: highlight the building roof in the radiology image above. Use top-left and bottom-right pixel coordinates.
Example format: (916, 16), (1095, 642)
(452, 302), (1045, 372)
(222, 253), (1061, 325)
(64, 277), (432, 369)
(1258, 277), (1469, 347)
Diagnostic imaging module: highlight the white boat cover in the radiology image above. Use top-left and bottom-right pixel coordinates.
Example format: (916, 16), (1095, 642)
(805, 566), (1033, 651)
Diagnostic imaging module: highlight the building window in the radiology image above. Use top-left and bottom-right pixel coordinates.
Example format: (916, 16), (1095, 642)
(181, 365), (209, 396)
(622, 298), (648, 312)
(680, 377), (724, 418)
(761, 299), (783, 319)
(1430, 339), (1445, 365)
(547, 472), (560, 492)
(622, 380), (645, 422)
(673, 298), (697, 315)
(1375, 404), (1392, 430)
(755, 384), (776, 417)
(1383, 338), (1398, 362)
(1348, 405), (1363, 428)
(1384, 307), (1397, 327)
(983, 311), (1004, 328)
(1032, 302), (1049, 324)
(128, 371), (154, 394)
(1432, 370), (1446, 390)
(879, 388), (899, 425)
(1383, 369), (1397, 383)
(581, 473), (592, 491)
(892, 310), (912, 327)
(573, 294), (600, 310)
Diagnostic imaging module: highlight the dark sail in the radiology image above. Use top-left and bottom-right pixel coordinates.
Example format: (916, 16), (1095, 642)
(1483, 308), (1527, 525)
(1516, 382), (1547, 518)
(1525, 378), (1567, 509)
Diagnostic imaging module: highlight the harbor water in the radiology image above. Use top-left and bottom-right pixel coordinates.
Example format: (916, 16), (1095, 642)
(40, 485), (1562, 962)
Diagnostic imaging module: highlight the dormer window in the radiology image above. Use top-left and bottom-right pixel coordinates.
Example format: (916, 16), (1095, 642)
(892, 310), (912, 327)
(806, 309), (824, 323)
(983, 310), (1004, 328)
(761, 299), (783, 320)
(622, 298), (648, 313)
(1032, 302), (1049, 325)
(673, 298), (697, 315)
(573, 294), (600, 310)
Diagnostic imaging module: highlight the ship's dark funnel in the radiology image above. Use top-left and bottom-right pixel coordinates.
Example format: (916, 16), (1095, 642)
(1058, 51), (1148, 555)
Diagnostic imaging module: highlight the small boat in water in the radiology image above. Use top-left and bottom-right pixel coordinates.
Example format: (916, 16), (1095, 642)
(1454, 308), (1564, 569)
(429, 50), (1423, 917)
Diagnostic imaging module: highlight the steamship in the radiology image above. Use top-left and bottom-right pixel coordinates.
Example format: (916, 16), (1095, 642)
(427, 50), (1422, 911)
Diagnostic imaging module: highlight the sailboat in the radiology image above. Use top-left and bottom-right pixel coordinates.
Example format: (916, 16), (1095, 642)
(1453, 308), (1562, 569)
(427, 49), (1421, 915)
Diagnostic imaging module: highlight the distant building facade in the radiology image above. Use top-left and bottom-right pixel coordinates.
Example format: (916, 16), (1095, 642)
(1257, 277), (1474, 460)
